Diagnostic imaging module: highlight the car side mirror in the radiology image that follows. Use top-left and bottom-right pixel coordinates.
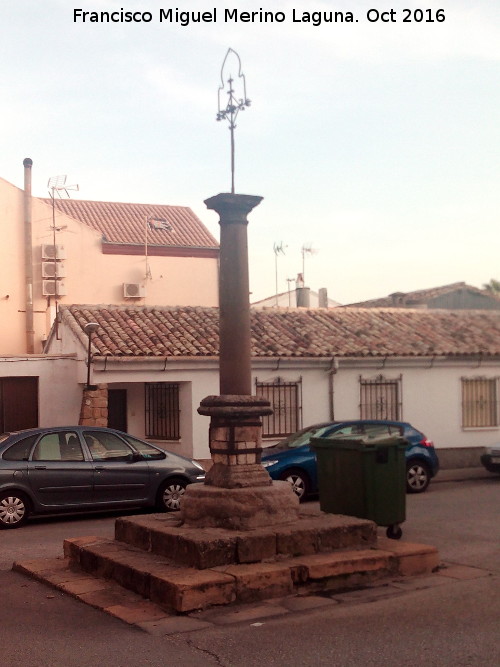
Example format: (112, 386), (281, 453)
(129, 452), (142, 462)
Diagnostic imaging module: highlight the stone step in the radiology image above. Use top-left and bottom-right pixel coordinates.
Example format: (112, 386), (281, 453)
(50, 534), (439, 613)
(113, 511), (379, 569)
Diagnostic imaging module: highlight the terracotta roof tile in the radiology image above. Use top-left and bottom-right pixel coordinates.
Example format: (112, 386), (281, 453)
(59, 305), (500, 359)
(40, 198), (218, 249)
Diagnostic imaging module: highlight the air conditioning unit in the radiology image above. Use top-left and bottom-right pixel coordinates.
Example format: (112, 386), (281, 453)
(123, 283), (145, 298)
(42, 280), (67, 296)
(42, 243), (66, 260)
(42, 261), (66, 278)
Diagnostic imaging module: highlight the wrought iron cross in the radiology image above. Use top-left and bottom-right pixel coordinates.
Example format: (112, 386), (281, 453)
(216, 48), (251, 194)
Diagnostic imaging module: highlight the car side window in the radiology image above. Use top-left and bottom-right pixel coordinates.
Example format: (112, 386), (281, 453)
(3, 435), (38, 461)
(364, 425), (403, 439)
(83, 431), (134, 462)
(326, 424), (364, 438)
(364, 425), (391, 439)
(122, 435), (166, 460)
(32, 432), (84, 461)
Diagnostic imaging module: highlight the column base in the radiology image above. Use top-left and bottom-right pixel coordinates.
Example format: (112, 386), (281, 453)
(181, 481), (300, 530)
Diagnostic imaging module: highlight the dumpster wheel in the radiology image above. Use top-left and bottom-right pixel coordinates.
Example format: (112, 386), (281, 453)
(386, 524), (403, 540)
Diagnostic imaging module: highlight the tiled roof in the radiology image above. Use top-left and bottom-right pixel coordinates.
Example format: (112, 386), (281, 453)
(59, 305), (500, 359)
(346, 282), (497, 308)
(40, 198), (219, 249)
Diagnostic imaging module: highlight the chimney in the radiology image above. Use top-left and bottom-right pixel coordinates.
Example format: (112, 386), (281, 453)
(295, 273), (310, 307)
(318, 288), (328, 308)
(23, 158), (35, 353)
(390, 292), (406, 307)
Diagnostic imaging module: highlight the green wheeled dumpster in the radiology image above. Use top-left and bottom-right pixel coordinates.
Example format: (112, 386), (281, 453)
(311, 435), (407, 539)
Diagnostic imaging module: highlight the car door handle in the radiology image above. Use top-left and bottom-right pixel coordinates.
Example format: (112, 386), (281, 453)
(34, 465), (47, 470)
(94, 466), (105, 471)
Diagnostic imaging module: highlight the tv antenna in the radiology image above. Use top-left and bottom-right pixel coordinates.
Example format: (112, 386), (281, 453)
(273, 242), (287, 306)
(286, 277), (295, 306)
(47, 175), (79, 339)
(216, 48), (251, 194)
(144, 216), (172, 280)
(301, 244), (317, 285)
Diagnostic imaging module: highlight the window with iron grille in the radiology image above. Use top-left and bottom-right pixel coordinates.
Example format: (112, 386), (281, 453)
(145, 383), (180, 440)
(461, 378), (498, 427)
(359, 375), (402, 420)
(256, 378), (301, 437)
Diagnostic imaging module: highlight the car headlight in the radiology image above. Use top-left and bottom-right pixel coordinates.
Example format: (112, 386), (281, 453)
(262, 459), (279, 468)
(193, 461), (205, 471)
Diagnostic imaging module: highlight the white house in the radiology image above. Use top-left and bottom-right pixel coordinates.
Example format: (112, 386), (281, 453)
(0, 163), (219, 355)
(0, 161), (220, 433)
(40, 304), (500, 468)
(347, 282), (500, 310)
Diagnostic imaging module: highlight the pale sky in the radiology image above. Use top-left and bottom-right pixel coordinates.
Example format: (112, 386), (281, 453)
(1, 1), (498, 304)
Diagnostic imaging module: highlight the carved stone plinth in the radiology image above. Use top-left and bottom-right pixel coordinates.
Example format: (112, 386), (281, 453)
(181, 481), (300, 530)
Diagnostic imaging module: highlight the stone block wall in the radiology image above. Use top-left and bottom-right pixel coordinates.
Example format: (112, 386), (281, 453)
(79, 384), (108, 427)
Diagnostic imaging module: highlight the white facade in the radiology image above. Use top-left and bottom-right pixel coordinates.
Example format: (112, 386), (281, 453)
(332, 358), (500, 451)
(41, 317), (500, 462)
(0, 354), (80, 427)
(0, 175), (219, 355)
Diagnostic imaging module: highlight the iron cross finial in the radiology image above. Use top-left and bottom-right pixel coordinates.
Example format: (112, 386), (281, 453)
(216, 48), (251, 194)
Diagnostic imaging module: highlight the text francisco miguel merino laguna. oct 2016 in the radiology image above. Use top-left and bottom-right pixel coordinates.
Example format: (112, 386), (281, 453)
(72, 7), (447, 26)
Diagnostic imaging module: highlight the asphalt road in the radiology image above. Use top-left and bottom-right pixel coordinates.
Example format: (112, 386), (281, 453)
(1, 476), (499, 666)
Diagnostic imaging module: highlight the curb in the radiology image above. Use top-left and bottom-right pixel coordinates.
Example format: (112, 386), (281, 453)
(433, 468), (495, 484)
(13, 557), (494, 635)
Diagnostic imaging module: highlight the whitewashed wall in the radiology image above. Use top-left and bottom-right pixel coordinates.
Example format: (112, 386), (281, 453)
(0, 354), (80, 426)
(44, 320), (500, 460)
(333, 359), (500, 450)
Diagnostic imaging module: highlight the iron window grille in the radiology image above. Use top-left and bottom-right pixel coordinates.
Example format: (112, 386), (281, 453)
(145, 382), (180, 440)
(359, 374), (402, 420)
(461, 378), (499, 428)
(255, 377), (302, 437)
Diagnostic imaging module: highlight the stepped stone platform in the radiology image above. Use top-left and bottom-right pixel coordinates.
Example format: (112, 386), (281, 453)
(14, 509), (439, 617)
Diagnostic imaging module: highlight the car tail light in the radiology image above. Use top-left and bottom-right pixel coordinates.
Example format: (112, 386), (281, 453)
(420, 438), (433, 448)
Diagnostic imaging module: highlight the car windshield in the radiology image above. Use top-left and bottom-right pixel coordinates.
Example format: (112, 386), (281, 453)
(275, 424), (334, 450)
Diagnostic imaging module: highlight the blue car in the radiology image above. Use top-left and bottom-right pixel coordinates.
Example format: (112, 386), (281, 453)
(261, 420), (439, 500)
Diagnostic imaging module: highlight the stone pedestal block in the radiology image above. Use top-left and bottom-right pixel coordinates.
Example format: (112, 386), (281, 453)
(181, 481), (300, 530)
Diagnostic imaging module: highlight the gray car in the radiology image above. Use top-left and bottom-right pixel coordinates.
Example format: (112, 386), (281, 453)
(0, 426), (205, 529)
(480, 443), (500, 474)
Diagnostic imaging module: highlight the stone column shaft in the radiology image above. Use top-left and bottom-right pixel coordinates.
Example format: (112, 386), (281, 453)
(205, 193), (262, 396)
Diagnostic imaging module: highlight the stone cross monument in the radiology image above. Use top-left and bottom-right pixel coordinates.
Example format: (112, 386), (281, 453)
(181, 50), (299, 530)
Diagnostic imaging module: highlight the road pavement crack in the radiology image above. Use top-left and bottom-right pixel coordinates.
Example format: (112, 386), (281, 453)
(185, 638), (227, 666)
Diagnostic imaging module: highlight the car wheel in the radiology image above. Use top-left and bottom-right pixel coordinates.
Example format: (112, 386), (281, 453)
(279, 469), (309, 501)
(156, 478), (188, 512)
(386, 524), (403, 540)
(0, 491), (30, 529)
(406, 460), (430, 493)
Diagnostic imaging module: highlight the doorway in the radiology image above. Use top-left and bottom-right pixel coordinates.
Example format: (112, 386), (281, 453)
(0, 377), (38, 432)
(107, 389), (128, 433)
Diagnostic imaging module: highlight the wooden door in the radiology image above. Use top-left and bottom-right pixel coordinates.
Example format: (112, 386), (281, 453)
(0, 377), (38, 432)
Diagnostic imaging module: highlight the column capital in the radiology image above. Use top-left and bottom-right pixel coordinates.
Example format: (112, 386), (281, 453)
(204, 193), (263, 223)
